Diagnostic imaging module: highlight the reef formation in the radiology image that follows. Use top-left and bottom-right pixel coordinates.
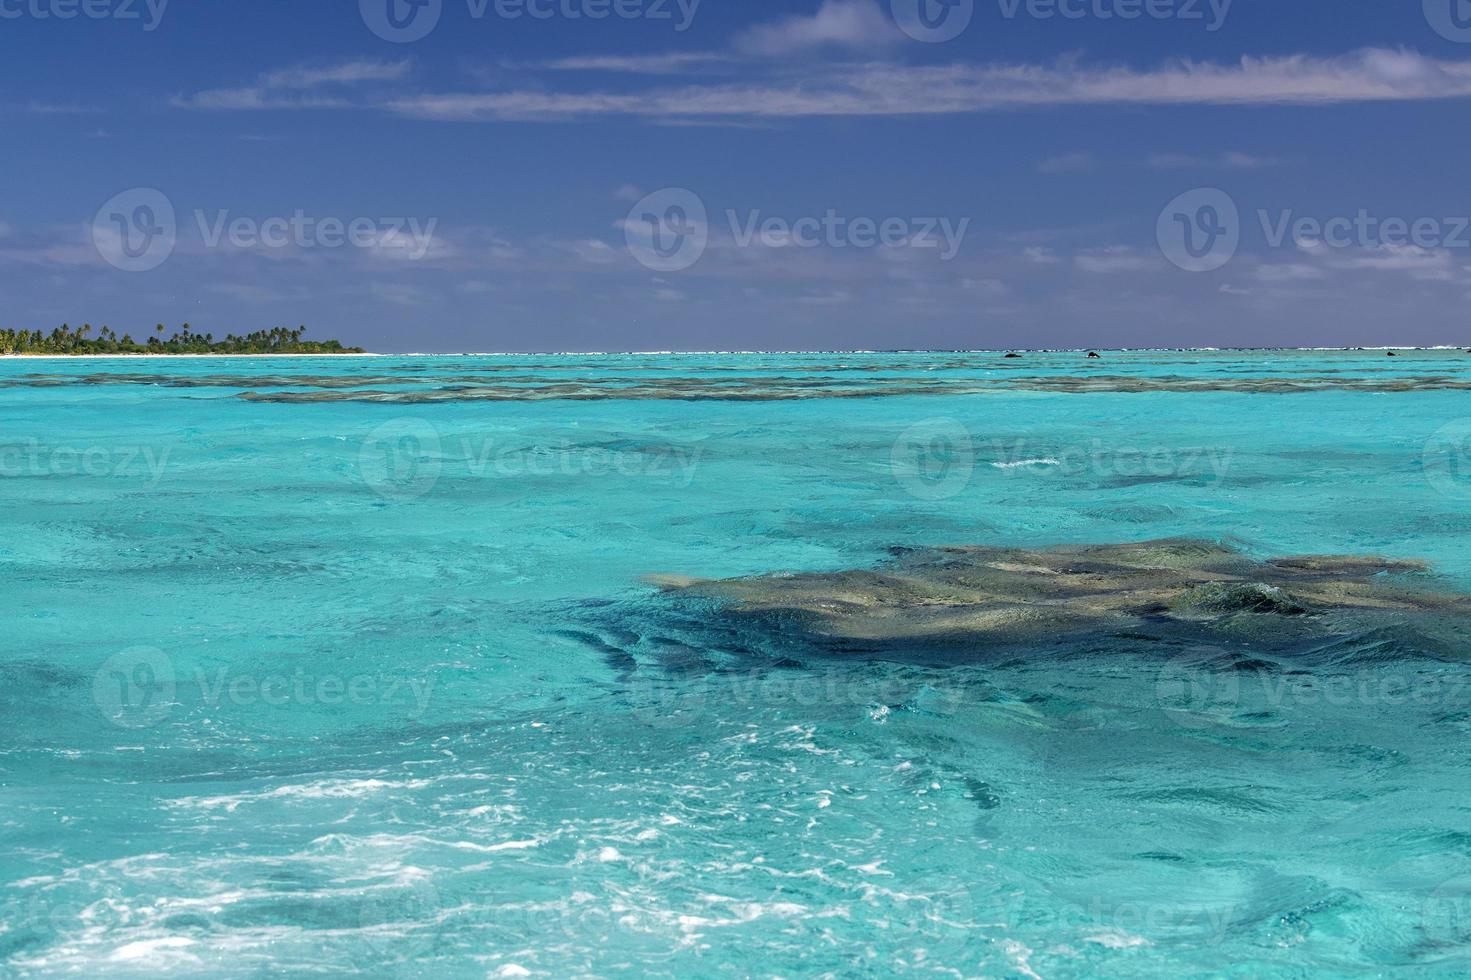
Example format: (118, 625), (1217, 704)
(648, 539), (1471, 661)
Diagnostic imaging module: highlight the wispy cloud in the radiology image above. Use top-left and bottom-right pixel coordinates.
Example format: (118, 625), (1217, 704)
(174, 59), (410, 111)
(1075, 246), (1161, 274)
(1149, 150), (1283, 169)
(260, 60), (411, 89)
(1253, 262), (1327, 282)
(535, 53), (737, 75)
(22, 102), (101, 115)
(380, 48), (1471, 122)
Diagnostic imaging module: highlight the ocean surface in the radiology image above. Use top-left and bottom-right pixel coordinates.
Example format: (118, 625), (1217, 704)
(2, 350), (1470, 977)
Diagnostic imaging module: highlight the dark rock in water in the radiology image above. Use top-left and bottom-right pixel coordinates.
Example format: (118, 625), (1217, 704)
(648, 538), (1470, 660)
(1087, 351), (1102, 358)
(1170, 582), (1313, 618)
(1387, 351), (1398, 356)
(1004, 352), (1023, 358)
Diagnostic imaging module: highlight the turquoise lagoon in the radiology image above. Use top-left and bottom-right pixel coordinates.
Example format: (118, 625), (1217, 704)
(2, 350), (1470, 977)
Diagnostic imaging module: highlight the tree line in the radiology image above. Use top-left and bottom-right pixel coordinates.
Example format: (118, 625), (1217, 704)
(0, 324), (364, 355)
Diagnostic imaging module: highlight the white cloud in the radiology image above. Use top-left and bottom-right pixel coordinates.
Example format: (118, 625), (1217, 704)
(382, 48), (1471, 122)
(734, 0), (902, 57)
(1148, 151), (1282, 169)
(1338, 244), (1461, 281)
(570, 239), (621, 265)
(1075, 246), (1160, 274)
(537, 53), (736, 74)
(794, 289), (853, 305)
(1253, 263), (1327, 282)
(1222, 151), (1280, 169)
(261, 60), (411, 89)
(22, 102), (100, 115)
(175, 59), (410, 111)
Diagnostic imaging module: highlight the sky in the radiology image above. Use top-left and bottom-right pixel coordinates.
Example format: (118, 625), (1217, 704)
(4, 0), (1471, 352)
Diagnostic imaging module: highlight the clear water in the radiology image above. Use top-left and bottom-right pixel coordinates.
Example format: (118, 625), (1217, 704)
(2, 350), (1470, 977)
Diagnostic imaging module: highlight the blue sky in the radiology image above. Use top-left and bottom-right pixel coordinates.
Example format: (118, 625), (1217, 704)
(5, 0), (1471, 351)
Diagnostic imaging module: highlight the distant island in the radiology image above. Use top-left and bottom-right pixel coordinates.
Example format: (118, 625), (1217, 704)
(0, 324), (365, 355)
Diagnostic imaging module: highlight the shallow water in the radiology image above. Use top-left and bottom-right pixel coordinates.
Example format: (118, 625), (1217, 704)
(2, 350), (1471, 977)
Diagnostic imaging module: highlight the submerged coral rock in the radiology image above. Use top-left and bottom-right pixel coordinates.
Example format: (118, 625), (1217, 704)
(651, 539), (1469, 658)
(1170, 582), (1313, 618)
